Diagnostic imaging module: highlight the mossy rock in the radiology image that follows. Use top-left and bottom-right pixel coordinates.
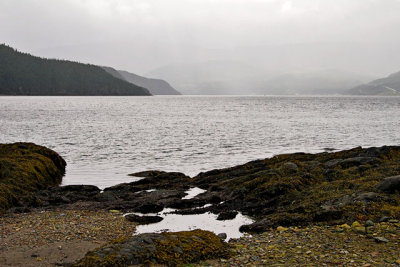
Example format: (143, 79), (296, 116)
(73, 230), (232, 267)
(0, 142), (66, 214)
(193, 146), (400, 229)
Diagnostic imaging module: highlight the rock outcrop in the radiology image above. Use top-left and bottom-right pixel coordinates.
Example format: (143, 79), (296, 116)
(72, 230), (231, 266)
(0, 142), (66, 214)
(7, 145), (400, 235)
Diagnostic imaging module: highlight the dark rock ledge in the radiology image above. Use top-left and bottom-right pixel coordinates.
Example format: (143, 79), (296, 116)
(5, 145), (400, 234)
(3, 143), (400, 266)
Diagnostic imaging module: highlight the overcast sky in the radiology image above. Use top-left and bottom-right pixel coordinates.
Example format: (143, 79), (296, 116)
(1, 0), (400, 75)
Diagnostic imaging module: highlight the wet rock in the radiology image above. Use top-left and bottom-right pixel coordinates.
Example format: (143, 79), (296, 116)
(94, 191), (118, 202)
(55, 185), (101, 201)
(168, 199), (208, 209)
(173, 206), (211, 215)
(277, 226), (288, 232)
(134, 203), (164, 213)
(281, 162), (299, 173)
(365, 220), (374, 227)
(209, 194), (222, 204)
(217, 211), (238, 221)
(324, 159), (343, 168)
(57, 185), (100, 194)
(103, 182), (135, 192)
(374, 236), (389, 243)
(377, 175), (400, 193)
(379, 216), (391, 222)
(0, 142), (66, 214)
(354, 192), (378, 202)
(313, 209), (343, 222)
(105, 171), (191, 195)
(73, 230), (231, 267)
(239, 218), (271, 233)
(147, 190), (187, 202)
(340, 157), (378, 168)
(10, 145), (400, 236)
(324, 169), (341, 181)
(36, 185), (101, 206)
(353, 226), (366, 234)
(55, 196), (71, 204)
(327, 195), (353, 207)
(128, 170), (168, 177)
(9, 206), (32, 213)
(217, 233), (227, 240)
(125, 214), (163, 224)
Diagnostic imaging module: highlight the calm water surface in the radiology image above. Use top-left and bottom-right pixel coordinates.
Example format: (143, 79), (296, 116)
(1, 95), (399, 188)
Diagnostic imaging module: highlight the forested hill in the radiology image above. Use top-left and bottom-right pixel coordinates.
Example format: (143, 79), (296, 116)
(0, 44), (151, 96)
(102, 66), (181, 95)
(118, 70), (181, 95)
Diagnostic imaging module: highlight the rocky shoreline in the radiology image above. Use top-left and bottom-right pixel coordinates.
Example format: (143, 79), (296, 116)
(1, 143), (400, 266)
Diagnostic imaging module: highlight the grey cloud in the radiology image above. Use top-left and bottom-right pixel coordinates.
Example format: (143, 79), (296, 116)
(1, 0), (400, 76)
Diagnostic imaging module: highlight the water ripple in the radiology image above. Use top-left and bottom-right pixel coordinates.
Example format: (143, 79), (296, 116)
(0, 95), (399, 189)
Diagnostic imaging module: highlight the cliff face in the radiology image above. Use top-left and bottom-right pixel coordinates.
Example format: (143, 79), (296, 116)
(346, 71), (400, 95)
(0, 44), (151, 96)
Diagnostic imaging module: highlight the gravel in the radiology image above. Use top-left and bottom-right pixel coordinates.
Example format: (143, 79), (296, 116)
(0, 209), (136, 266)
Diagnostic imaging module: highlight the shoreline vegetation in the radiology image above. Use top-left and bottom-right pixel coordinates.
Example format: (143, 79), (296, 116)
(1, 143), (400, 266)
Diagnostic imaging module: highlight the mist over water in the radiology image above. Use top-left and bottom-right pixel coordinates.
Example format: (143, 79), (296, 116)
(1, 95), (399, 189)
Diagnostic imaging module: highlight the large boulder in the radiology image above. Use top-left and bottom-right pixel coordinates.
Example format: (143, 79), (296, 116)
(73, 230), (231, 266)
(0, 142), (66, 214)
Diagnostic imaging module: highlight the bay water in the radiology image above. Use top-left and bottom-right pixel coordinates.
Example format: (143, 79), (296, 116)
(1, 95), (399, 189)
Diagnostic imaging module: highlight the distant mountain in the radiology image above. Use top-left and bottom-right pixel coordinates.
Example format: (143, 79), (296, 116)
(0, 44), (151, 96)
(101, 66), (127, 81)
(346, 71), (400, 95)
(147, 61), (372, 95)
(252, 70), (372, 95)
(146, 61), (264, 95)
(119, 70), (181, 95)
(102, 66), (180, 95)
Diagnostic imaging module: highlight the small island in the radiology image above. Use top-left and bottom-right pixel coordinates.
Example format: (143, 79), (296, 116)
(1, 143), (400, 266)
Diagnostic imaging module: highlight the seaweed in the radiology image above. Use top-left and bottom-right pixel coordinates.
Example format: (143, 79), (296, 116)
(0, 142), (66, 214)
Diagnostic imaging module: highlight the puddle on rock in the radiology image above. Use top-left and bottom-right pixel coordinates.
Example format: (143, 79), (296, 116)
(131, 208), (254, 240)
(182, 187), (207, 199)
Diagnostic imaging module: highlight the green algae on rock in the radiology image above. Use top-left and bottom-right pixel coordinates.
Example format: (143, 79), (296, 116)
(73, 230), (231, 267)
(0, 142), (66, 214)
(191, 146), (400, 231)
(5, 144), (400, 238)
